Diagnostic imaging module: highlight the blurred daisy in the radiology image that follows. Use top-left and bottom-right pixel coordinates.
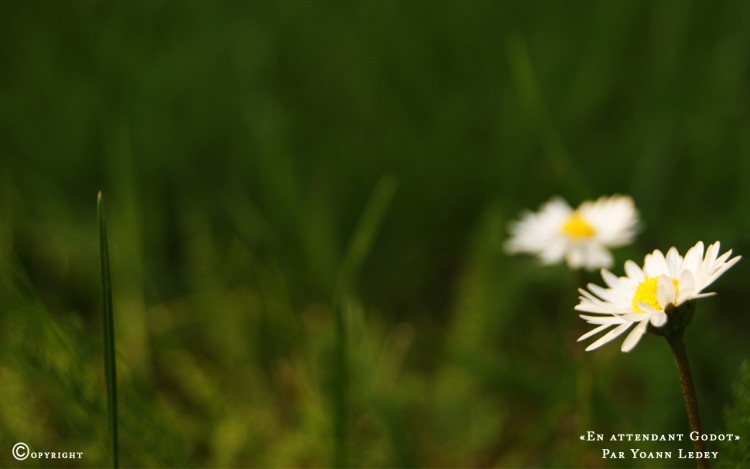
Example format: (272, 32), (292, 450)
(504, 195), (639, 270)
(576, 241), (741, 352)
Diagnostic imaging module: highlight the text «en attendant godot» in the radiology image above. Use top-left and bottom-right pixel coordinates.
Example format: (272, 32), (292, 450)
(12, 442), (84, 461)
(580, 431), (741, 461)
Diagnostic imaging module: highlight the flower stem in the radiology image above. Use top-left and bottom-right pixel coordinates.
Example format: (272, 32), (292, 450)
(666, 334), (708, 469)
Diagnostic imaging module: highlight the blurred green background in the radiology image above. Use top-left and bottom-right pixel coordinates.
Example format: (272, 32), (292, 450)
(2, 1), (750, 467)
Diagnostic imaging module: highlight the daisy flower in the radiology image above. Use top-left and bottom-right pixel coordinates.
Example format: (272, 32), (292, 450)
(504, 195), (639, 270)
(576, 241), (741, 352)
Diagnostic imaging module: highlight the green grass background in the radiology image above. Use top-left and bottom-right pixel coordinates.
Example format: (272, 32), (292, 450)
(1, 1), (750, 467)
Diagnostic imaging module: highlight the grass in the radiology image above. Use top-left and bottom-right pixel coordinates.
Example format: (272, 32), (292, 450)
(1, 1), (750, 467)
(331, 175), (398, 467)
(98, 192), (119, 468)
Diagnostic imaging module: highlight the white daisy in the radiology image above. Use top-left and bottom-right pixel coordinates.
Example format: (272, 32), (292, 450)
(576, 241), (741, 352)
(504, 195), (639, 270)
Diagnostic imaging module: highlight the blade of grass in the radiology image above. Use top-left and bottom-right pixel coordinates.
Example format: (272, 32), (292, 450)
(98, 191), (119, 468)
(333, 175), (399, 300)
(505, 32), (589, 198)
(331, 175), (398, 468)
(0, 162), (13, 289)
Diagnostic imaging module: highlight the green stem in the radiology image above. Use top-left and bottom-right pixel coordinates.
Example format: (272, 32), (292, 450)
(98, 192), (119, 468)
(666, 334), (707, 469)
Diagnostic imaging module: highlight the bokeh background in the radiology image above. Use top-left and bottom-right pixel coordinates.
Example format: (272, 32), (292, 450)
(2, 1), (750, 467)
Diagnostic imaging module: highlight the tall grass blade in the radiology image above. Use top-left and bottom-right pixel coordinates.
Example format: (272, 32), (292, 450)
(505, 33), (588, 197)
(334, 175), (399, 300)
(331, 175), (398, 468)
(98, 191), (119, 468)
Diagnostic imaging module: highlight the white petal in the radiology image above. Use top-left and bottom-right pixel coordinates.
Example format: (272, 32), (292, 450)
(649, 311), (668, 327)
(546, 197), (573, 213)
(665, 247), (683, 277)
(703, 255), (741, 289)
(714, 250), (734, 266)
(567, 247), (585, 269)
(576, 304), (619, 314)
(578, 314), (628, 325)
(578, 323), (614, 342)
(539, 239), (567, 264)
(635, 302), (667, 328)
(585, 322), (634, 351)
(621, 320), (649, 352)
(601, 269), (620, 288)
(583, 243), (613, 270)
(644, 249), (668, 276)
(677, 269), (696, 303)
(622, 312), (648, 322)
(701, 241), (721, 274)
(657, 275), (676, 308)
(691, 292), (717, 300)
(582, 194), (640, 246)
(587, 283), (621, 303)
(682, 241), (704, 274)
(578, 288), (607, 305)
(504, 197), (572, 259)
(624, 260), (644, 281)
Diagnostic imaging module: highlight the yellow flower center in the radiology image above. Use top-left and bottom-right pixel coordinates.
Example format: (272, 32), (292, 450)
(560, 212), (595, 239)
(632, 276), (679, 313)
